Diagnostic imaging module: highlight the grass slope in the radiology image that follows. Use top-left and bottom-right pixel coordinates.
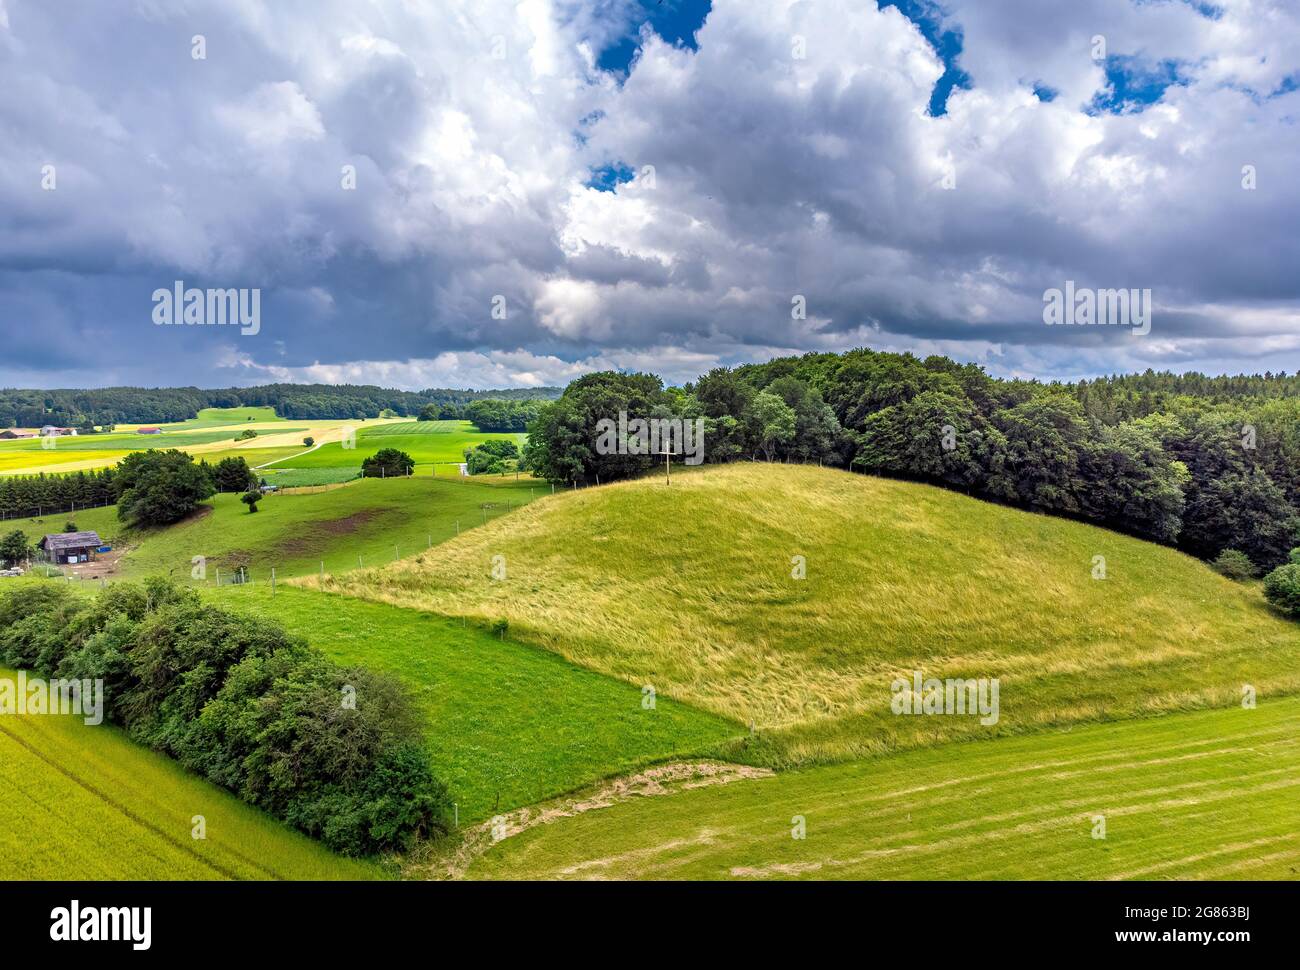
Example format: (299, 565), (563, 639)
(467, 697), (1300, 880)
(319, 464), (1300, 767)
(207, 586), (739, 822)
(0, 671), (383, 880)
(2, 477), (545, 582)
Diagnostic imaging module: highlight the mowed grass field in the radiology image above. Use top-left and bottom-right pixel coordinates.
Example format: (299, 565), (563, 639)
(319, 463), (1300, 768)
(466, 696), (1300, 880)
(207, 585), (739, 822)
(0, 670), (385, 880)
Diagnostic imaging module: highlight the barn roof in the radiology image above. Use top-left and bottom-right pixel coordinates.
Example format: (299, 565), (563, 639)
(39, 531), (103, 551)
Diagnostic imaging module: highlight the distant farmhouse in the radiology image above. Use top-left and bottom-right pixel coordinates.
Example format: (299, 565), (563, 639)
(0, 429), (37, 439)
(39, 425), (78, 437)
(136, 427), (163, 435)
(39, 531), (103, 565)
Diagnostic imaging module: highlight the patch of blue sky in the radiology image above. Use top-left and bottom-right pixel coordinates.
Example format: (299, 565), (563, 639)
(585, 162), (636, 192)
(1088, 55), (1190, 114)
(878, 0), (971, 116)
(597, 0), (712, 74)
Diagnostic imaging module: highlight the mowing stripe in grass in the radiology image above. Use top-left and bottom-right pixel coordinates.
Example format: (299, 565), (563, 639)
(465, 697), (1300, 881)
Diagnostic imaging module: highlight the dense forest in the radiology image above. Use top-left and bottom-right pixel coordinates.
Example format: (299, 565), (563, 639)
(0, 383), (561, 427)
(419, 398), (543, 431)
(523, 351), (1300, 572)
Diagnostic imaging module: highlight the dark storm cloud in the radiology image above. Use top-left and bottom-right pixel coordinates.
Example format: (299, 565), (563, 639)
(0, 0), (1297, 390)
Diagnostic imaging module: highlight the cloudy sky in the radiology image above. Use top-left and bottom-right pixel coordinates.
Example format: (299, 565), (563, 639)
(2, 0), (1297, 390)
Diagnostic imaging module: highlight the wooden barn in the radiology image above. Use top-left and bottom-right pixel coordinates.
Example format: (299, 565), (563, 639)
(39, 531), (103, 565)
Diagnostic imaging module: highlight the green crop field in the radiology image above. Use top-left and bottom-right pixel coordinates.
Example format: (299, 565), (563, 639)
(320, 463), (1300, 768)
(258, 466), (361, 487)
(206, 585), (738, 822)
(271, 421), (526, 470)
(0, 669), (384, 880)
(466, 696), (1300, 880)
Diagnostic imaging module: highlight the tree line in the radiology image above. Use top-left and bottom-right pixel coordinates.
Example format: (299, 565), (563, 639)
(0, 383), (561, 427)
(0, 454), (261, 522)
(522, 350), (1300, 572)
(418, 398), (543, 431)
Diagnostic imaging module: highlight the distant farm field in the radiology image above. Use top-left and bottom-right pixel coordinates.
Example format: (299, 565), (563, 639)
(274, 421), (526, 470)
(0, 670), (384, 880)
(467, 697), (1300, 880)
(320, 464), (1300, 768)
(0, 414), (528, 481)
(208, 585), (739, 822)
(0, 449), (129, 474)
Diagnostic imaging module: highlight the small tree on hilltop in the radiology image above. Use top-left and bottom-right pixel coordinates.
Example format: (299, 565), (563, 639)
(241, 489), (263, 514)
(303, 436), (315, 447)
(362, 448), (415, 478)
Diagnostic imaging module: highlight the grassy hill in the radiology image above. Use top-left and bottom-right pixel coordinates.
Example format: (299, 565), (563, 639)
(206, 585), (739, 822)
(316, 463), (1300, 767)
(466, 696), (1300, 880)
(0, 670), (384, 880)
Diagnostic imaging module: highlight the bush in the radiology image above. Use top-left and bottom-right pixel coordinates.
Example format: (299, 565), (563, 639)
(1263, 564), (1300, 618)
(1289, 548), (1300, 566)
(1212, 549), (1258, 581)
(361, 448), (414, 478)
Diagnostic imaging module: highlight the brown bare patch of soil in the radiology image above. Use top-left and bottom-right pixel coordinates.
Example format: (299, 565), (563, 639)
(316, 509), (385, 535)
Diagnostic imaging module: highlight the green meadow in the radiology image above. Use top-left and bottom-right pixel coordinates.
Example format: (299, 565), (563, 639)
(150, 405), (283, 428)
(206, 585), (739, 822)
(1, 476), (546, 581)
(321, 463), (1300, 768)
(271, 420), (526, 471)
(0, 669), (384, 880)
(467, 696), (1300, 880)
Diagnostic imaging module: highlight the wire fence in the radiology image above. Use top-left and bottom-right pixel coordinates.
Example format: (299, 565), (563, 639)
(0, 498), (115, 522)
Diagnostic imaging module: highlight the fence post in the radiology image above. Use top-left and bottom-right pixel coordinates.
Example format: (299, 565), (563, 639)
(271, 567), (276, 595)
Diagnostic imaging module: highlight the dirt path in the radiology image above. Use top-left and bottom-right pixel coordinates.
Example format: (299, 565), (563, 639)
(423, 761), (773, 881)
